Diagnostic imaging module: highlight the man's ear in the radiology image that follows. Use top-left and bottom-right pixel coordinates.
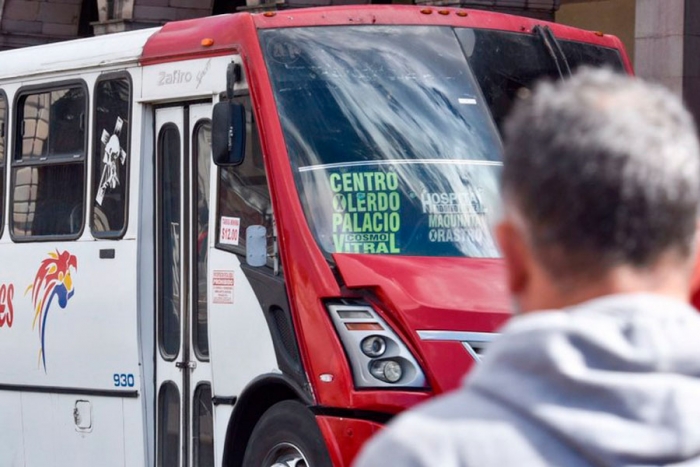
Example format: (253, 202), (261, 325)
(496, 219), (531, 295)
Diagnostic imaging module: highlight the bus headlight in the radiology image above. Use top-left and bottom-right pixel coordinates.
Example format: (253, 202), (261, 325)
(327, 303), (426, 389)
(370, 359), (403, 383)
(361, 335), (387, 358)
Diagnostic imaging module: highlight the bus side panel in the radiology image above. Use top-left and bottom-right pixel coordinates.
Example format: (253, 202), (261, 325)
(214, 404), (234, 467)
(0, 241), (140, 389)
(0, 64), (147, 466)
(134, 96), (156, 467)
(0, 238), (143, 466)
(0, 392), (25, 464)
(207, 230), (279, 464)
(124, 397), (149, 466)
(20, 393), (126, 466)
(207, 247), (280, 464)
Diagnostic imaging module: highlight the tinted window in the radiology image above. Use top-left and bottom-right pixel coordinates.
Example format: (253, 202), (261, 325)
(194, 121), (211, 359)
(12, 85), (87, 239)
(158, 125), (181, 360)
(193, 384), (214, 467)
(458, 28), (625, 131)
(559, 40), (625, 71)
(157, 382), (180, 467)
(92, 76), (130, 236)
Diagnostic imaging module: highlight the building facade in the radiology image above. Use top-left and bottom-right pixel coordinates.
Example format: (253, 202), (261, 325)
(0, 0), (695, 120)
(558, 0), (700, 123)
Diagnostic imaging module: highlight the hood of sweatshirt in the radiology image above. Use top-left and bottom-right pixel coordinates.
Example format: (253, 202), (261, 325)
(467, 294), (700, 466)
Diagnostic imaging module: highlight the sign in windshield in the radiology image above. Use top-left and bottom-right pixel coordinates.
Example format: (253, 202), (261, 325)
(299, 160), (500, 257)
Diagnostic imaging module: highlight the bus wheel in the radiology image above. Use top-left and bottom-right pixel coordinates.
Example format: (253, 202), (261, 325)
(242, 400), (332, 467)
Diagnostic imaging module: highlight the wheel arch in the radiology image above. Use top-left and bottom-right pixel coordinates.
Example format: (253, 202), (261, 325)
(222, 373), (313, 467)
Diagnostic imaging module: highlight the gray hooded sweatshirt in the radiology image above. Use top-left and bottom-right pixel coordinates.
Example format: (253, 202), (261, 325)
(353, 294), (700, 467)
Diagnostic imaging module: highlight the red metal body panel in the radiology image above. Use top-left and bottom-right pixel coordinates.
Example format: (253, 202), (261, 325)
(232, 12), (356, 412)
(333, 254), (509, 392)
(333, 255), (508, 330)
(691, 260), (700, 310)
(421, 340), (479, 390)
(141, 6), (633, 74)
(317, 416), (385, 467)
(141, 14), (247, 65)
(252, 3), (619, 53)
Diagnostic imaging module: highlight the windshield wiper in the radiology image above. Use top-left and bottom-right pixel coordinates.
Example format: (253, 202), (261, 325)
(533, 25), (571, 79)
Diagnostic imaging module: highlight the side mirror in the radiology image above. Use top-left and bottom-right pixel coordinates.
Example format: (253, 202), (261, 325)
(212, 101), (246, 166)
(246, 225), (267, 267)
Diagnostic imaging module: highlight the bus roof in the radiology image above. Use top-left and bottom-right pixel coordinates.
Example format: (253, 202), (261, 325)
(0, 27), (157, 81)
(140, 6), (628, 68)
(0, 6), (630, 80)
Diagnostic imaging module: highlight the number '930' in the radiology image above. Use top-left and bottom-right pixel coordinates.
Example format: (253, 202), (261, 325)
(113, 373), (135, 387)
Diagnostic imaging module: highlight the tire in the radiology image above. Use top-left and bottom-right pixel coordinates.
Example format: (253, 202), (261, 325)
(242, 400), (333, 467)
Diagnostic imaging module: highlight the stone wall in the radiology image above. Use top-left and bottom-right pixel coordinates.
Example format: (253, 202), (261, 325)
(0, 0), (85, 49)
(634, 0), (700, 123)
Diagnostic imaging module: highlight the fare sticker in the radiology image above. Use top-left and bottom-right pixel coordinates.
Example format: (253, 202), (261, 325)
(219, 216), (241, 246)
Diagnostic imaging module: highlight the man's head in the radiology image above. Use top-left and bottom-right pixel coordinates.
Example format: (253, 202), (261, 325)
(497, 68), (700, 312)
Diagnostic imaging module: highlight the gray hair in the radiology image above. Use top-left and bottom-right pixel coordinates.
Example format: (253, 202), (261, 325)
(502, 68), (700, 278)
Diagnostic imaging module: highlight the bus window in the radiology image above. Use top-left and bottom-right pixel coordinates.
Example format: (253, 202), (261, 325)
(92, 75), (131, 237)
(0, 92), (6, 238)
(157, 381), (181, 467)
(457, 28), (625, 132)
(559, 40), (626, 71)
(11, 84), (87, 239)
(216, 96), (273, 265)
(194, 120), (211, 359)
(193, 383), (214, 467)
(158, 124), (182, 360)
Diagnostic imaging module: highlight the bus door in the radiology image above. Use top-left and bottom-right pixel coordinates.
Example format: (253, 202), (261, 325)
(155, 103), (215, 467)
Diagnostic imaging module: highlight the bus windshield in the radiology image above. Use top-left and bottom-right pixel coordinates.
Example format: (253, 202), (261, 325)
(261, 26), (503, 258)
(260, 25), (624, 258)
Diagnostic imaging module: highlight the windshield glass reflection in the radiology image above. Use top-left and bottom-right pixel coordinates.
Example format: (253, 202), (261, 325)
(261, 26), (503, 258)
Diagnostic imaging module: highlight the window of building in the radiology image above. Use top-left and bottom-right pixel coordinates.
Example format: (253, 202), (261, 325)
(92, 75), (131, 237)
(11, 83), (87, 239)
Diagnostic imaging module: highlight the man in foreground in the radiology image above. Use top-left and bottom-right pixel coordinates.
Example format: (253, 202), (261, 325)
(354, 69), (700, 466)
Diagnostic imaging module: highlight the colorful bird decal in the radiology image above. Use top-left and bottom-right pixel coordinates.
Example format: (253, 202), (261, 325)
(25, 250), (78, 372)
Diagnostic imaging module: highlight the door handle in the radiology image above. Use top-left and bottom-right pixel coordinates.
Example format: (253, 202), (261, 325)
(175, 361), (197, 370)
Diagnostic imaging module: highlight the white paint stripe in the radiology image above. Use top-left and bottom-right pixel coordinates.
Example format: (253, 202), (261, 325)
(298, 159), (502, 172)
